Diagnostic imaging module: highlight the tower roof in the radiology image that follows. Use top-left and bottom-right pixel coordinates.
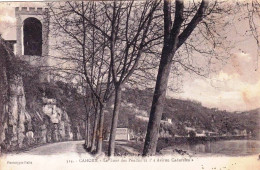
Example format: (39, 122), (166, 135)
(15, 7), (48, 16)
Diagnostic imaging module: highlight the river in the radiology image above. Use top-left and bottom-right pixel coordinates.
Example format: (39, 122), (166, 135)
(162, 140), (260, 156)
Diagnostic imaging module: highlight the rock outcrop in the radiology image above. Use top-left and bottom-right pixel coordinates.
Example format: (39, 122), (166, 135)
(5, 75), (28, 150)
(0, 37), (83, 153)
(0, 38), (11, 153)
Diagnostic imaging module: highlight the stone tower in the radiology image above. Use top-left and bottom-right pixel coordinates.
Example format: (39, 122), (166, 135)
(15, 7), (50, 66)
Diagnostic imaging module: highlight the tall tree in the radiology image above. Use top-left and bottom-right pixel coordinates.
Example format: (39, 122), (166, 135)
(100, 1), (162, 156)
(48, 1), (114, 154)
(64, 0), (163, 156)
(143, 0), (209, 156)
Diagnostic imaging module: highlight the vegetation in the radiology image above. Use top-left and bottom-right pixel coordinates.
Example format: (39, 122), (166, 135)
(121, 87), (260, 139)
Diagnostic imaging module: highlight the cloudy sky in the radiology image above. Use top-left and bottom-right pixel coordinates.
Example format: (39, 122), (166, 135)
(0, 2), (259, 112)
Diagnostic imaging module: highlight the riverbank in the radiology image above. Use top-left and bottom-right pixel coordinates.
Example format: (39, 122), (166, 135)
(158, 139), (260, 157)
(102, 138), (260, 157)
(156, 136), (258, 151)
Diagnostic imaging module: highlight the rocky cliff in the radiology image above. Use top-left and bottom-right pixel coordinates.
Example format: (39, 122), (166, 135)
(0, 38), (84, 153)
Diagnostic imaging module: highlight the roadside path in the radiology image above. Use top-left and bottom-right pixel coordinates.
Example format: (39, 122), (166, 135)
(20, 140), (87, 155)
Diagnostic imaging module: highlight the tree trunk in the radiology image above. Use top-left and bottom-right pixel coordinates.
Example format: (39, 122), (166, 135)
(96, 104), (105, 154)
(90, 106), (99, 152)
(142, 0), (207, 156)
(108, 85), (122, 156)
(84, 111), (91, 148)
(143, 47), (174, 156)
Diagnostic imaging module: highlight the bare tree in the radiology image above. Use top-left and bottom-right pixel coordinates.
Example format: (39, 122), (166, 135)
(50, 0), (164, 156)
(93, 1), (162, 156)
(143, 0), (234, 156)
(48, 1), (114, 154)
(48, 0), (243, 157)
(246, 0), (260, 70)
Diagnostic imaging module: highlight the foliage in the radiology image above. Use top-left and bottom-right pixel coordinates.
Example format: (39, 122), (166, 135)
(121, 87), (260, 138)
(188, 130), (196, 138)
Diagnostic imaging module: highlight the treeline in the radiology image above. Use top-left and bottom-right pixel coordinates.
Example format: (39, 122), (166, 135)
(121, 87), (260, 138)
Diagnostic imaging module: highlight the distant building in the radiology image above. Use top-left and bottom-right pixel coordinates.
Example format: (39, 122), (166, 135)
(135, 115), (149, 121)
(233, 129), (247, 136)
(206, 131), (218, 136)
(185, 127), (196, 132)
(196, 132), (206, 137)
(136, 115), (173, 125)
(241, 129), (247, 136)
(161, 118), (172, 124)
(115, 128), (130, 141)
(184, 127), (219, 137)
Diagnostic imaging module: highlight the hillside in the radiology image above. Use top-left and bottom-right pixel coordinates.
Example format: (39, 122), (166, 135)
(118, 87), (260, 138)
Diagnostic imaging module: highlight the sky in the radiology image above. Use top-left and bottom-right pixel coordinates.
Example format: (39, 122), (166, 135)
(174, 7), (260, 112)
(0, 1), (259, 112)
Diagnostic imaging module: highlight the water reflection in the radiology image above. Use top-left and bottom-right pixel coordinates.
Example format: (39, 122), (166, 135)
(173, 140), (260, 156)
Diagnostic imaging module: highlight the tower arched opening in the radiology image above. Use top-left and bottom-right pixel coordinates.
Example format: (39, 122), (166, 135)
(23, 17), (42, 56)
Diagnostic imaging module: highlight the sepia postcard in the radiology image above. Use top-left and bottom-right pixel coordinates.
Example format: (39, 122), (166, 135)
(0, 0), (259, 170)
